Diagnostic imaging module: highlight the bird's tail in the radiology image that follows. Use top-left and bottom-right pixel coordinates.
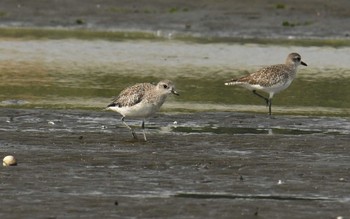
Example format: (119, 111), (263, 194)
(224, 79), (243, 86)
(103, 103), (116, 111)
(102, 107), (109, 111)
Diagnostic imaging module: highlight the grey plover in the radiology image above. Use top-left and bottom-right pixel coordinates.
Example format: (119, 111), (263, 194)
(106, 80), (179, 141)
(225, 53), (307, 115)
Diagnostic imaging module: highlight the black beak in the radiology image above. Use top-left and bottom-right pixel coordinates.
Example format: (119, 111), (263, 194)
(172, 89), (179, 96)
(301, 61), (307, 66)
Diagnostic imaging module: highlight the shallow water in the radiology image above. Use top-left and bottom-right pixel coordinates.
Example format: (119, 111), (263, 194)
(0, 39), (350, 116)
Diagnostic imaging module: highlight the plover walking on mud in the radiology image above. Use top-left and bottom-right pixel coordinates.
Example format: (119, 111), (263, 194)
(225, 53), (307, 115)
(106, 80), (179, 141)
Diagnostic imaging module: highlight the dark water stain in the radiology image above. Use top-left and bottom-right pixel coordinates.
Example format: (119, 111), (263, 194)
(175, 193), (329, 201)
(173, 126), (323, 135)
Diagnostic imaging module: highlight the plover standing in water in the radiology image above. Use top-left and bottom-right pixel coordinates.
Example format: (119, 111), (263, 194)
(225, 53), (307, 115)
(106, 80), (179, 141)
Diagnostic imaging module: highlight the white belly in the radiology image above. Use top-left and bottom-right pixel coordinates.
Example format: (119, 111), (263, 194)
(109, 102), (160, 118)
(242, 79), (292, 96)
(264, 80), (293, 94)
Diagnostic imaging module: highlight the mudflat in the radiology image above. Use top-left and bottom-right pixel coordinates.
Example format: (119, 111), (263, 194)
(0, 0), (349, 38)
(1, 108), (349, 218)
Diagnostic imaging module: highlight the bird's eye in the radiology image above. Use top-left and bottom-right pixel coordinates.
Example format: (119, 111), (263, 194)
(163, 84), (168, 89)
(295, 57), (301, 61)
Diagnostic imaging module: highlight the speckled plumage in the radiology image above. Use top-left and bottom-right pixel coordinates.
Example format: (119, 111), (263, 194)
(107, 80), (178, 141)
(225, 53), (307, 115)
(236, 64), (295, 88)
(109, 83), (157, 108)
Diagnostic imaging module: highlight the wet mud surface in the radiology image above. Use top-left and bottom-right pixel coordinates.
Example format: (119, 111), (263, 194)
(1, 108), (349, 218)
(0, 0), (350, 39)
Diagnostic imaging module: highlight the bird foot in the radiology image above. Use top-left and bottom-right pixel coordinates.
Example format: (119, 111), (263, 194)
(131, 131), (138, 140)
(265, 99), (269, 107)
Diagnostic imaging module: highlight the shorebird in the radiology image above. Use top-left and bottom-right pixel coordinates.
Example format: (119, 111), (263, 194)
(106, 80), (179, 141)
(225, 53), (307, 115)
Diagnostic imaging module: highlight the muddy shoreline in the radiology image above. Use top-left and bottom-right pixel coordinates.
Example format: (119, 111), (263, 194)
(1, 108), (349, 218)
(0, 0), (350, 39)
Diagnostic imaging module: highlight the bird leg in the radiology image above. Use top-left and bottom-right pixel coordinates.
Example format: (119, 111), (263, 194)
(252, 90), (273, 115)
(252, 90), (269, 106)
(121, 117), (138, 139)
(141, 120), (147, 142)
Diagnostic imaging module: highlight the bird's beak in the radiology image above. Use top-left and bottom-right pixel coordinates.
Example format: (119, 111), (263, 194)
(172, 89), (179, 96)
(301, 61), (307, 66)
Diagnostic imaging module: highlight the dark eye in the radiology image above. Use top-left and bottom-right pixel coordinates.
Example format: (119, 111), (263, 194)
(295, 57), (301, 61)
(163, 84), (168, 89)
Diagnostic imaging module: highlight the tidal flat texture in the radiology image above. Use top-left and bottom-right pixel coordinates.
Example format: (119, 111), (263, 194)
(0, 0), (350, 39)
(1, 108), (349, 218)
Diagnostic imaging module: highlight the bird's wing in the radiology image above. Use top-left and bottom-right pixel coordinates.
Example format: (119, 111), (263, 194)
(108, 83), (149, 108)
(237, 64), (288, 87)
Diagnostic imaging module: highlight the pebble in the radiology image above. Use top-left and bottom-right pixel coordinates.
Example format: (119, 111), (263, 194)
(48, 121), (55, 125)
(3, 155), (17, 166)
(338, 178), (346, 182)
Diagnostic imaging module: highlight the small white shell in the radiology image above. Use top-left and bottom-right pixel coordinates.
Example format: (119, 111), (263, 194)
(3, 155), (17, 166)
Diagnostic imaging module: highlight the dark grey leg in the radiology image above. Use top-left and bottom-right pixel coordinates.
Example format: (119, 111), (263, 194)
(122, 117), (138, 139)
(252, 90), (269, 106)
(141, 120), (147, 141)
(252, 90), (273, 115)
(268, 98), (272, 116)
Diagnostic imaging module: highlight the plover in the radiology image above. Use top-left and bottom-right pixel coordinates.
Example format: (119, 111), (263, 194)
(106, 80), (179, 141)
(225, 53), (307, 115)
